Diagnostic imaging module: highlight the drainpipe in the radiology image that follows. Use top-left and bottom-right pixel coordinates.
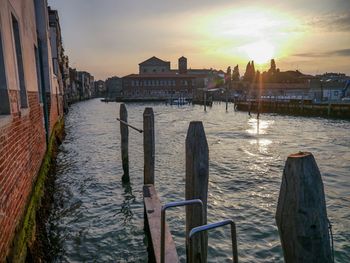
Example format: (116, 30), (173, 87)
(38, 39), (49, 144)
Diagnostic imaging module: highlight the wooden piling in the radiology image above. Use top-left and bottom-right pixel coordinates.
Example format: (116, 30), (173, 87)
(120, 103), (129, 182)
(226, 88), (228, 112)
(185, 121), (209, 263)
(143, 107), (155, 185)
(276, 152), (332, 263)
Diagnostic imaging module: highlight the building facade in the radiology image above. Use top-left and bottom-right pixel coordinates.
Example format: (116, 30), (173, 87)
(139, 56), (171, 74)
(122, 56), (218, 100)
(94, 80), (106, 97)
(76, 71), (95, 100)
(0, 0), (64, 261)
(105, 76), (122, 100)
(122, 73), (200, 99)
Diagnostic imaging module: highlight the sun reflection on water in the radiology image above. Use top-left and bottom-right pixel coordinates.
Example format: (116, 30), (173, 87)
(250, 138), (273, 155)
(246, 118), (275, 135)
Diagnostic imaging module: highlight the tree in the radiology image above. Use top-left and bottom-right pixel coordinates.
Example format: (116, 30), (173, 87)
(269, 59), (276, 73)
(243, 61), (256, 82)
(225, 66), (232, 83)
(255, 70), (261, 83)
(251, 61), (255, 77)
(232, 65), (240, 81)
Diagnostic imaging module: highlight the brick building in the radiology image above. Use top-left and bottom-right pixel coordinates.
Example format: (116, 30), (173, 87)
(122, 56), (210, 99)
(0, 0), (64, 261)
(122, 73), (201, 99)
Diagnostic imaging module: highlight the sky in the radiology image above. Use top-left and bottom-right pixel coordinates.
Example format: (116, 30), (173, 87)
(48, 0), (350, 80)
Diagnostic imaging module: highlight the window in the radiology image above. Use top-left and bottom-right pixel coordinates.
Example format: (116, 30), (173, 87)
(0, 29), (10, 115)
(12, 15), (27, 108)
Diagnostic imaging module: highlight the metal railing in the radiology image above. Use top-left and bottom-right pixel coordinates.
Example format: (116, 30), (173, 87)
(189, 219), (238, 263)
(160, 199), (204, 263)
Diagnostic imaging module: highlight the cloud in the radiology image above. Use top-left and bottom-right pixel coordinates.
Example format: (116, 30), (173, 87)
(307, 12), (350, 32)
(294, 49), (350, 58)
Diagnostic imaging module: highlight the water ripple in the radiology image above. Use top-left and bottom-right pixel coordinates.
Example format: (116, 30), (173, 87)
(48, 99), (350, 262)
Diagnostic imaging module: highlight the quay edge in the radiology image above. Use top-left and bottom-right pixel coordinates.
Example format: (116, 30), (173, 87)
(235, 101), (350, 119)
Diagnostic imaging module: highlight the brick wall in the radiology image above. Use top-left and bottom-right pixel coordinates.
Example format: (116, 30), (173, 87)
(46, 93), (64, 136)
(0, 91), (46, 261)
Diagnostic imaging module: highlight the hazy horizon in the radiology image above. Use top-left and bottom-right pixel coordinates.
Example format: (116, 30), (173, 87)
(48, 0), (350, 80)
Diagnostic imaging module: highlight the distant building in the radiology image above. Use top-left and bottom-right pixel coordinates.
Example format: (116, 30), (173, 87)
(310, 79), (350, 102)
(48, 6), (66, 113)
(94, 80), (106, 97)
(122, 73), (201, 99)
(68, 67), (80, 103)
(139, 56), (171, 74)
(105, 76), (123, 100)
(252, 83), (311, 100)
(77, 71), (95, 100)
(122, 56), (224, 100)
(178, 56), (187, 74)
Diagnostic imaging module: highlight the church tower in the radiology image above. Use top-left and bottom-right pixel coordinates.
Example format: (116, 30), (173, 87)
(178, 56), (187, 74)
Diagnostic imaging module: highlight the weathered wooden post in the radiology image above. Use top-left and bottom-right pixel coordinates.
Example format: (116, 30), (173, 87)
(327, 102), (332, 116)
(143, 107), (155, 185)
(226, 85), (229, 112)
(186, 121), (209, 263)
(120, 103), (129, 182)
(276, 152), (332, 263)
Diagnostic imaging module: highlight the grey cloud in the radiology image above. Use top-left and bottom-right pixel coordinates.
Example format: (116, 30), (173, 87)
(307, 12), (350, 32)
(294, 49), (350, 58)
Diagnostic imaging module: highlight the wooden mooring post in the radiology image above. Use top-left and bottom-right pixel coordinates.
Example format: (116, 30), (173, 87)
(276, 152), (332, 263)
(186, 121), (209, 263)
(120, 103), (129, 182)
(143, 107), (155, 185)
(142, 107), (179, 262)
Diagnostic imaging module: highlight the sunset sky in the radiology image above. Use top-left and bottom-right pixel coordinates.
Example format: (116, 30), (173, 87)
(48, 0), (350, 80)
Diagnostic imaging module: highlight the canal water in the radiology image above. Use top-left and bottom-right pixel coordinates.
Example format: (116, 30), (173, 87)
(48, 99), (350, 262)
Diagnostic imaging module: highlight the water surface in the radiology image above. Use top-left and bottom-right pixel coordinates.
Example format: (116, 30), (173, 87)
(48, 99), (350, 262)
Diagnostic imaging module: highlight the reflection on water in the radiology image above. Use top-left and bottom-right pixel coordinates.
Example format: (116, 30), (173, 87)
(246, 118), (274, 135)
(118, 182), (136, 226)
(48, 99), (350, 262)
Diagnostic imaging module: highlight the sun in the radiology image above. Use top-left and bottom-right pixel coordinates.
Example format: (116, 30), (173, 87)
(239, 40), (275, 64)
(193, 6), (303, 65)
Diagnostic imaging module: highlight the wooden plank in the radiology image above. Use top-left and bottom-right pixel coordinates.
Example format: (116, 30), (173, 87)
(144, 184), (179, 263)
(120, 103), (129, 182)
(185, 121), (209, 263)
(276, 152), (332, 263)
(143, 108), (155, 184)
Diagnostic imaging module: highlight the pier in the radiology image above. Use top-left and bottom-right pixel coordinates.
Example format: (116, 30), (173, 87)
(235, 100), (350, 119)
